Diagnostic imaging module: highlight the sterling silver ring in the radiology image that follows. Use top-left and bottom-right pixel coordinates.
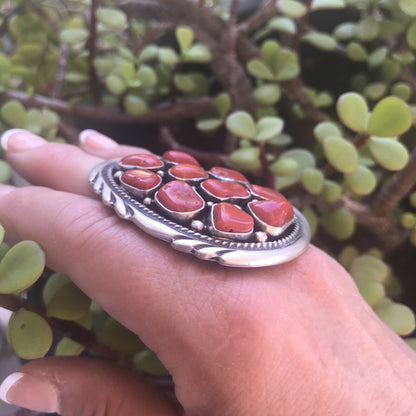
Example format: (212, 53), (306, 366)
(89, 150), (311, 268)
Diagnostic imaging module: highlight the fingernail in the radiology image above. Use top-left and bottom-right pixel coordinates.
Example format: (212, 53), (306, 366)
(0, 372), (59, 413)
(1, 129), (46, 152)
(79, 129), (118, 151)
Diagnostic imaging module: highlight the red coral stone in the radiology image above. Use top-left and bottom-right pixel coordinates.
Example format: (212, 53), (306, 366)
(162, 150), (200, 166)
(170, 164), (208, 180)
(121, 169), (161, 190)
(209, 167), (248, 183)
(202, 179), (249, 199)
(157, 181), (204, 212)
(250, 184), (289, 202)
(213, 203), (254, 233)
(249, 200), (294, 227)
(121, 154), (163, 169)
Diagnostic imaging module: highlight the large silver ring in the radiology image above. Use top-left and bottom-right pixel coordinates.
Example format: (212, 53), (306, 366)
(89, 151), (311, 268)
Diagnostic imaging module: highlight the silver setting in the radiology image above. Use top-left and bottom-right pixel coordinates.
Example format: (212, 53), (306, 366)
(191, 220), (205, 231)
(89, 159), (311, 268)
(255, 231), (268, 243)
(248, 201), (294, 237)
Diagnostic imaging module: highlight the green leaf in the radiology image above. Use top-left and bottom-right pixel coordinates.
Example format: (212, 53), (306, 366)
(407, 22), (416, 49)
(355, 16), (380, 42)
(136, 65), (158, 88)
(336, 92), (369, 133)
(277, 0), (307, 18)
(0, 160), (11, 184)
(60, 28), (89, 45)
(196, 118), (223, 132)
(374, 302), (415, 335)
(346, 42), (368, 61)
(322, 136), (359, 173)
(368, 137), (409, 171)
(321, 179), (342, 202)
(255, 117), (284, 142)
(8, 309), (52, 359)
(0, 225), (4, 245)
(381, 59), (401, 82)
(133, 350), (169, 376)
(254, 84), (281, 105)
(246, 59), (274, 80)
(300, 168), (325, 194)
(158, 47), (179, 67)
(302, 32), (337, 51)
(349, 255), (388, 284)
(0, 241), (45, 294)
(313, 121), (342, 143)
(398, 0), (416, 16)
(55, 337), (85, 357)
(269, 134), (292, 147)
(46, 282), (91, 321)
(333, 22), (356, 41)
(124, 94), (148, 116)
(368, 97), (412, 137)
(105, 74), (127, 95)
(274, 149), (315, 190)
(311, 0), (345, 9)
(391, 82), (412, 102)
(345, 165), (377, 195)
(98, 319), (145, 356)
(229, 147), (261, 170)
(268, 17), (297, 34)
(338, 245), (359, 268)
(314, 92), (333, 108)
(96, 8), (127, 30)
(270, 157), (299, 176)
(176, 26), (194, 55)
(137, 45), (159, 64)
(357, 281), (385, 307)
(184, 44), (212, 63)
(120, 62), (135, 83)
(42, 273), (71, 306)
(226, 111), (257, 140)
(364, 82), (387, 101)
(368, 47), (388, 69)
(321, 208), (355, 240)
(215, 93), (231, 119)
(302, 207), (318, 237)
(1, 100), (26, 128)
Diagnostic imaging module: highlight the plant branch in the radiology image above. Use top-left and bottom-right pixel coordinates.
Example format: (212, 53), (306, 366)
(52, 43), (69, 99)
(0, 294), (122, 361)
(372, 143), (416, 217)
(258, 143), (275, 188)
(87, 0), (100, 105)
(3, 91), (216, 123)
(159, 126), (232, 168)
(237, 0), (278, 36)
(117, 1), (172, 21)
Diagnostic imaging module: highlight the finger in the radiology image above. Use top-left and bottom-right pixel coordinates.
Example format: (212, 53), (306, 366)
(0, 357), (179, 416)
(79, 129), (152, 159)
(1, 129), (102, 196)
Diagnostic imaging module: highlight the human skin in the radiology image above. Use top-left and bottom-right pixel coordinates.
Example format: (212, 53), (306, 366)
(0, 129), (415, 416)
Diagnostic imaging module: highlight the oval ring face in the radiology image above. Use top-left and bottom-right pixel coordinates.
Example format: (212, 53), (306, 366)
(89, 151), (311, 268)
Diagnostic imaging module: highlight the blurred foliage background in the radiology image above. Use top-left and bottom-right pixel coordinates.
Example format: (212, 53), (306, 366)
(1, 0), (416, 403)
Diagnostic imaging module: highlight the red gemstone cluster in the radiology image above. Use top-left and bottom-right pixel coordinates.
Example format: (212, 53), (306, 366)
(118, 150), (294, 241)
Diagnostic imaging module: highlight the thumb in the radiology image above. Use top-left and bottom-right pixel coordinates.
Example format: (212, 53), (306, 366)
(0, 357), (179, 416)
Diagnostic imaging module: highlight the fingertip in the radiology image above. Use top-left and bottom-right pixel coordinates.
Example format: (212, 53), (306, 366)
(0, 184), (15, 197)
(79, 129), (118, 152)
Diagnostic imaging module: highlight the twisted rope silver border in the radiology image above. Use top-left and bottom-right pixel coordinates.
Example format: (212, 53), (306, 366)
(89, 159), (311, 268)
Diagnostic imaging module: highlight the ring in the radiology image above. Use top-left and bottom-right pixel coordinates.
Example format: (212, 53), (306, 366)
(89, 150), (310, 268)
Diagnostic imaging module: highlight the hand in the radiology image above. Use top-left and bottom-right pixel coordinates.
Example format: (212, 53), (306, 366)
(0, 129), (415, 416)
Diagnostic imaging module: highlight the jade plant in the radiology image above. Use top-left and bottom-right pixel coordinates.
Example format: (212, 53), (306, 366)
(1, 0), (416, 389)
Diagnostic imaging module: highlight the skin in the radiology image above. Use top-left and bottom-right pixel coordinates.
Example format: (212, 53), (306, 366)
(0, 131), (416, 416)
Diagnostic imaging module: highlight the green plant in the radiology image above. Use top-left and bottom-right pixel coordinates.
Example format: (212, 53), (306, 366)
(0, 0), (416, 387)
